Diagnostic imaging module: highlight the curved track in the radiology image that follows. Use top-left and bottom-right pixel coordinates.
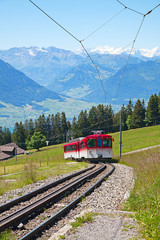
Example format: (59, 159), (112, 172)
(0, 163), (115, 240)
(0, 164), (95, 213)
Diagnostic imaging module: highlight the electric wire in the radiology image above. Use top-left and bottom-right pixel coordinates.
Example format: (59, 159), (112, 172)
(114, 2), (160, 107)
(29, 0), (79, 42)
(115, 41), (134, 55)
(115, 16), (145, 106)
(80, 41), (106, 104)
(144, 3), (160, 16)
(29, 0), (107, 105)
(115, 0), (144, 16)
(29, 0), (160, 110)
(81, 7), (126, 42)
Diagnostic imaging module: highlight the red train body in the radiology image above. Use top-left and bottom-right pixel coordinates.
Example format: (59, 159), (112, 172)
(64, 133), (113, 161)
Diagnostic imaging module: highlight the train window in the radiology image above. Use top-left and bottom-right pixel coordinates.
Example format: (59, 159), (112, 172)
(103, 138), (111, 147)
(80, 141), (85, 149)
(87, 138), (96, 148)
(66, 144), (75, 151)
(97, 138), (102, 147)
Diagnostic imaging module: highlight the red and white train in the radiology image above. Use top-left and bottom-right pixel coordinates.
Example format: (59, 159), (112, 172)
(64, 131), (114, 161)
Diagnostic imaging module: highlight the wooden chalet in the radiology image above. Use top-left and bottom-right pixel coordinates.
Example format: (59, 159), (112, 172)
(0, 143), (26, 161)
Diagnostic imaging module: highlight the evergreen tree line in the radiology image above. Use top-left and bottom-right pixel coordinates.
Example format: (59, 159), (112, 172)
(1, 93), (160, 150)
(0, 127), (11, 145)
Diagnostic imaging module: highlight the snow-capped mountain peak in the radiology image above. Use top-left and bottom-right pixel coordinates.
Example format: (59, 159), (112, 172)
(89, 45), (160, 58)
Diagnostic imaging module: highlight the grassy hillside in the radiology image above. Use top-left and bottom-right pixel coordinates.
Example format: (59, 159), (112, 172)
(120, 147), (160, 239)
(0, 145), (88, 195)
(111, 125), (160, 239)
(112, 124), (160, 156)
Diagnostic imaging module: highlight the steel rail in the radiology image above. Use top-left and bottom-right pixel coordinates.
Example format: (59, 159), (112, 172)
(20, 163), (115, 240)
(0, 164), (95, 213)
(0, 164), (105, 233)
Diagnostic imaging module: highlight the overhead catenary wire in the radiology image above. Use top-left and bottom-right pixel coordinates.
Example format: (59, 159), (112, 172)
(115, 0), (144, 16)
(114, 2), (160, 107)
(81, 7), (126, 42)
(80, 41), (106, 104)
(29, 0), (107, 105)
(29, 0), (160, 110)
(115, 15), (145, 106)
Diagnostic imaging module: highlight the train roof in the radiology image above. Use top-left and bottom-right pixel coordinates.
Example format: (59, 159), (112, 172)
(85, 134), (112, 138)
(64, 133), (112, 145)
(69, 137), (84, 143)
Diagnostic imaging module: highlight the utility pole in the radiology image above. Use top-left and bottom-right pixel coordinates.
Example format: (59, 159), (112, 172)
(66, 130), (71, 143)
(15, 147), (17, 164)
(46, 141), (49, 166)
(120, 110), (122, 159)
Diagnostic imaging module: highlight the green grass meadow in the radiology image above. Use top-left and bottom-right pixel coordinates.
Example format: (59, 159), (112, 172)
(0, 144), (88, 195)
(120, 147), (160, 240)
(111, 125), (160, 239)
(112, 124), (160, 156)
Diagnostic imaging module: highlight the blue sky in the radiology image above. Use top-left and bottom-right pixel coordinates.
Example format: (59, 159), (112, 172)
(1, 0), (160, 51)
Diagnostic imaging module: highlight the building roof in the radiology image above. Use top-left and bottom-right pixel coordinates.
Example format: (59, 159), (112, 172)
(0, 146), (15, 152)
(0, 152), (11, 160)
(0, 142), (26, 161)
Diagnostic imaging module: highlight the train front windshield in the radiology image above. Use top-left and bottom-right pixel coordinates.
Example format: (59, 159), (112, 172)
(103, 138), (112, 147)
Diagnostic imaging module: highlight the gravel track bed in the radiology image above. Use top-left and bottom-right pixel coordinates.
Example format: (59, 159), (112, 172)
(0, 165), (93, 206)
(0, 163), (139, 240)
(0, 165), (96, 219)
(13, 164), (112, 239)
(47, 163), (139, 240)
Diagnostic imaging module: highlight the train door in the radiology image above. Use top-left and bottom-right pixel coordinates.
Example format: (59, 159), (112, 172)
(97, 137), (103, 158)
(76, 142), (80, 159)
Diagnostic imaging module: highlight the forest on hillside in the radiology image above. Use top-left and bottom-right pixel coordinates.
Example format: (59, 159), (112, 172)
(0, 93), (160, 150)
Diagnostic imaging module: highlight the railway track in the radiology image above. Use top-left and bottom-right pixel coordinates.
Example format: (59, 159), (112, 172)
(0, 163), (115, 239)
(0, 164), (95, 213)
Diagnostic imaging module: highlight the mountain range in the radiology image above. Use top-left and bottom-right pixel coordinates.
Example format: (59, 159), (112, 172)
(0, 45), (160, 127)
(0, 59), (63, 109)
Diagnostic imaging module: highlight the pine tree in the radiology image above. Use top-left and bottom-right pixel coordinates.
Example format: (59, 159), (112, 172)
(0, 127), (3, 145)
(35, 114), (46, 136)
(71, 117), (78, 139)
(104, 105), (113, 133)
(50, 114), (55, 144)
(54, 113), (61, 143)
(60, 112), (68, 142)
(121, 105), (128, 130)
(147, 94), (159, 125)
(2, 127), (11, 144)
(132, 99), (145, 128)
(88, 106), (97, 127)
(96, 104), (105, 125)
(12, 122), (26, 149)
(46, 115), (51, 141)
(77, 110), (89, 136)
(126, 99), (133, 117)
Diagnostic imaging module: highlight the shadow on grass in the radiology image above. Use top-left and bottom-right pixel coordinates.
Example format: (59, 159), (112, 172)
(102, 158), (119, 163)
(88, 157), (119, 164)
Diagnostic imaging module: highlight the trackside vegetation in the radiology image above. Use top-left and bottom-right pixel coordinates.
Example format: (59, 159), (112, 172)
(70, 212), (94, 228)
(0, 145), (88, 195)
(120, 148), (160, 239)
(112, 124), (160, 156)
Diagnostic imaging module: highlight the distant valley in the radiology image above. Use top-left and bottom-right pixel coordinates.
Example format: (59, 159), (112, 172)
(0, 46), (160, 127)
